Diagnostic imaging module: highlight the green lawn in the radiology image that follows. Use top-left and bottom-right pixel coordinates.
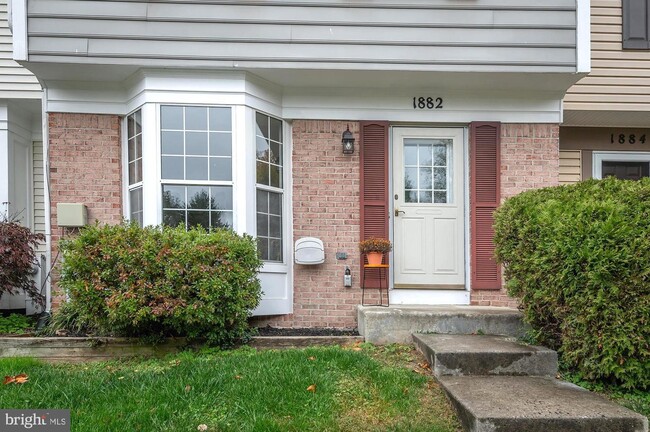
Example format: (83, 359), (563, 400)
(0, 344), (460, 432)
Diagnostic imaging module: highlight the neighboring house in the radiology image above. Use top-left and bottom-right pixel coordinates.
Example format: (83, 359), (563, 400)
(562, 0), (650, 182)
(0, 0), (43, 314)
(9, 0), (589, 328)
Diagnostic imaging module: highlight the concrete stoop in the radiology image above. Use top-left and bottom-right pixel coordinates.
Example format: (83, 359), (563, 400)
(414, 334), (648, 432)
(439, 376), (649, 432)
(357, 305), (528, 344)
(413, 333), (557, 377)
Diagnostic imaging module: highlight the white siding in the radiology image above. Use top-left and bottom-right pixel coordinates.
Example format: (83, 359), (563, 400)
(32, 140), (44, 237)
(0, 0), (40, 98)
(26, 0), (578, 73)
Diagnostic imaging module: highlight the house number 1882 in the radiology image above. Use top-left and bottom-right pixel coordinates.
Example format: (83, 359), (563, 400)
(413, 97), (443, 109)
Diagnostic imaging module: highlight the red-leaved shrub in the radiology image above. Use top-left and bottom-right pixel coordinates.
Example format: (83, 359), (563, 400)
(0, 221), (45, 306)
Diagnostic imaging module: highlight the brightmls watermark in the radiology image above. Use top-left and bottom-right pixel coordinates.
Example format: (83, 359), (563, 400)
(1, 410), (69, 431)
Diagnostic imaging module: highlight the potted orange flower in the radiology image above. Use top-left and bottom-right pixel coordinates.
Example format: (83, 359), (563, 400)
(359, 237), (392, 265)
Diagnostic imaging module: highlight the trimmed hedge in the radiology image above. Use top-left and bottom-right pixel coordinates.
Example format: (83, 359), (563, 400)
(56, 223), (262, 346)
(494, 178), (650, 389)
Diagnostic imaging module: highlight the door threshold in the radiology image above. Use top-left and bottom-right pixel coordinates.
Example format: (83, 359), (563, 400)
(390, 289), (470, 305)
(393, 284), (465, 290)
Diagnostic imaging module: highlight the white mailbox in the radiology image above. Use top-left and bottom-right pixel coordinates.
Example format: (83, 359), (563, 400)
(295, 237), (325, 265)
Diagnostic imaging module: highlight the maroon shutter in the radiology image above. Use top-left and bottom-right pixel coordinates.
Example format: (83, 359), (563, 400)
(360, 121), (389, 288)
(470, 122), (502, 290)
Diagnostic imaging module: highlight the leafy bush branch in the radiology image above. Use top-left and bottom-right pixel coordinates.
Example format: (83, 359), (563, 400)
(494, 178), (650, 390)
(54, 223), (262, 346)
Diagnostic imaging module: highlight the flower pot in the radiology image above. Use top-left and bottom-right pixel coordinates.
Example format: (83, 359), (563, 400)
(367, 252), (383, 266)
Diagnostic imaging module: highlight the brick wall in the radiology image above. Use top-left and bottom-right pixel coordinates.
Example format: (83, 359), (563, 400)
(500, 123), (560, 199)
(470, 123), (560, 307)
(45, 115), (558, 322)
(48, 113), (122, 309)
(251, 120), (376, 329)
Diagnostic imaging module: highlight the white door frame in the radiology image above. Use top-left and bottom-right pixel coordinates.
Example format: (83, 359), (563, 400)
(388, 126), (470, 306)
(592, 151), (650, 179)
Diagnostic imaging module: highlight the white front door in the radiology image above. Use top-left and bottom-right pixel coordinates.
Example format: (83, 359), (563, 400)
(392, 128), (465, 289)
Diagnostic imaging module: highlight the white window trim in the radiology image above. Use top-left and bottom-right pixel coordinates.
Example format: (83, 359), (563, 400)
(124, 110), (144, 226)
(142, 103), (160, 227)
(254, 111), (286, 265)
(592, 151), (650, 179)
(122, 102), (293, 267)
(157, 105), (236, 230)
(246, 108), (293, 274)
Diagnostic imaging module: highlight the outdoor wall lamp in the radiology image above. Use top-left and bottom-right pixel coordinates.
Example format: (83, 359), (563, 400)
(342, 125), (355, 155)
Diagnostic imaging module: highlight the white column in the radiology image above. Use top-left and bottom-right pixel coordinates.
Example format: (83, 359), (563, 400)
(140, 103), (160, 226)
(235, 105), (252, 235)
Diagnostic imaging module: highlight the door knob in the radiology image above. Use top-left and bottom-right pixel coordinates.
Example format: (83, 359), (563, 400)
(395, 208), (405, 217)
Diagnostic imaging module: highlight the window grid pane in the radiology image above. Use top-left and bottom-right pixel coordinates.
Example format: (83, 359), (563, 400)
(129, 187), (143, 227)
(160, 105), (233, 182)
(127, 110), (142, 186)
(256, 113), (284, 188)
(255, 112), (284, 262)
(162, 184), (233, 230)
(256, 189), (283, 262)
(404, 139), (451, 204)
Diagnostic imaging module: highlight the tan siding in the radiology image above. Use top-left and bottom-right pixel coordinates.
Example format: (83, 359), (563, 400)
(565, 0), (650, 110)
(559, 150), (582, 184)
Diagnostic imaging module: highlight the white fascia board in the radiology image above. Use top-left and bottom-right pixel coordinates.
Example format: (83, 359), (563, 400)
(128, 71), (282, 115)
(281, 87), (564, 124)
(10, 0), (28, 61)
(44, 71), (283, 116)
(44, 81), (129, 115)
(576, 0), (591, 74)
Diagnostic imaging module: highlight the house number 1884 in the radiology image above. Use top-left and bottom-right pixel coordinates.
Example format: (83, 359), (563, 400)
(413, 97), (443, 109)
(610, 133), (646, 144)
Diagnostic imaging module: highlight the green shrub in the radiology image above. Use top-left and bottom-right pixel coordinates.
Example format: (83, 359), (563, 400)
(0, 314), (34, 334)
(56, 223), (262, 346)
(494, 177), (650, 390)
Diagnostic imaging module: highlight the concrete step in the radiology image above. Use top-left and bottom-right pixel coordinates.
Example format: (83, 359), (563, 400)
(439, 375), (649, 432)
(413, 333), (557, 377)
(358, 305), (528, 344)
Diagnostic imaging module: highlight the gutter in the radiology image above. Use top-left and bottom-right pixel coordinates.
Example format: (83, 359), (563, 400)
(41, 86), (51, 313)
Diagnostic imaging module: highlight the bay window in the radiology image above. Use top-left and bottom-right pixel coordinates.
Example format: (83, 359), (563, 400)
(119, 74), (292, 315)
(255, 112), (284, 262)
(127, 110), (143, 226)
(124, 104), (287, 264)
(160, 105), (233, 229)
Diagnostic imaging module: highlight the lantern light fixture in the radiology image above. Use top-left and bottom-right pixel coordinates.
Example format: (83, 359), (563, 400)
(342, 125), (355, 155)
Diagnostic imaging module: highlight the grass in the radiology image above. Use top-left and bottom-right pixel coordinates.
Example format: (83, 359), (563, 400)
(0, 343), (460, 432)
